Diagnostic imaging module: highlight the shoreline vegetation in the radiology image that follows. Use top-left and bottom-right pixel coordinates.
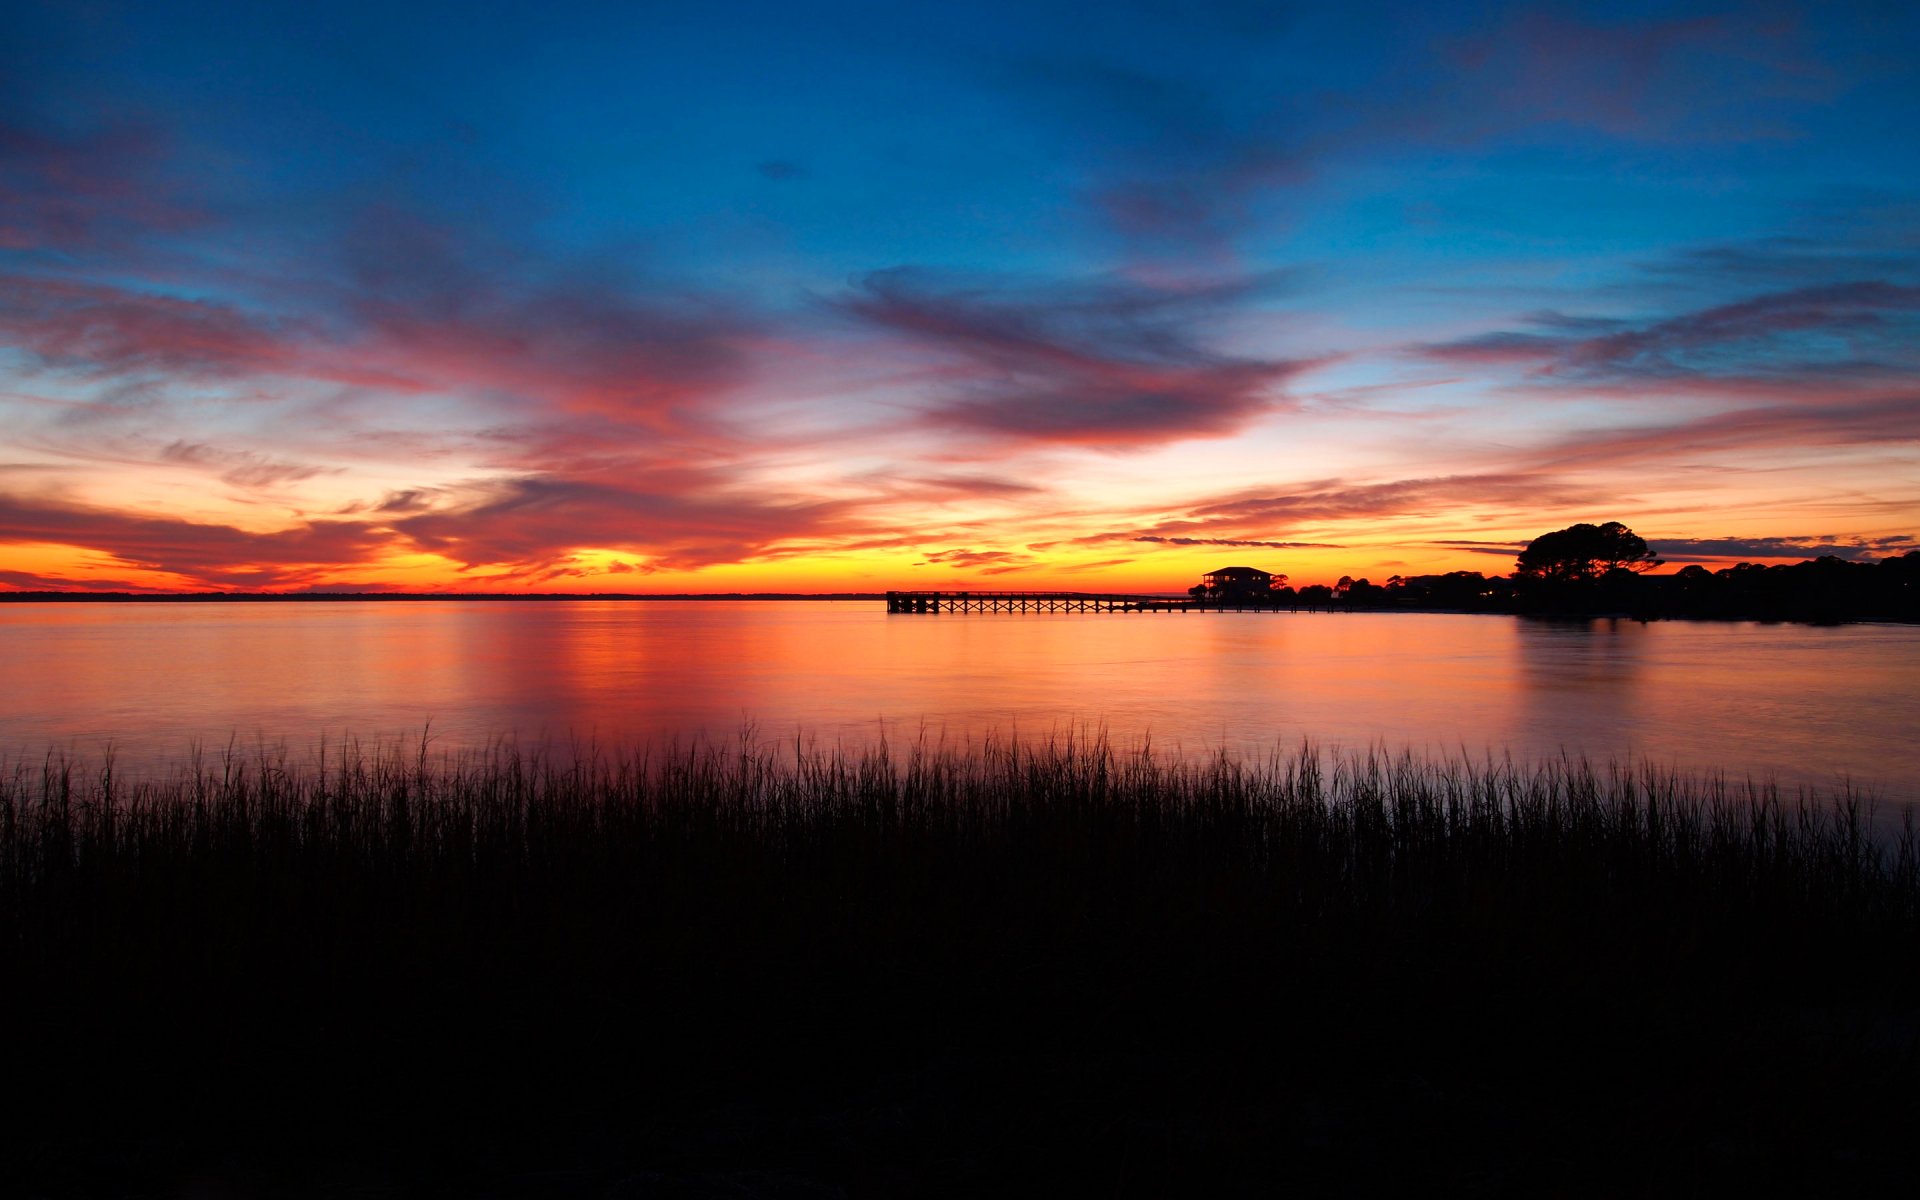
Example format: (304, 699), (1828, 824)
(2, 549), (1915, 624)
(5, 736), (1916, 1195)
(0, 590), (887, 602)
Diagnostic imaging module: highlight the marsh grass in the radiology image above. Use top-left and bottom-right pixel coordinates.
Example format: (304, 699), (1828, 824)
(3, 733), (1916, 1194)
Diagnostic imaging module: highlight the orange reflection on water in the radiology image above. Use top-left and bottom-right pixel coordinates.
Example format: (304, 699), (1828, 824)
(1, 602), (1915, 804)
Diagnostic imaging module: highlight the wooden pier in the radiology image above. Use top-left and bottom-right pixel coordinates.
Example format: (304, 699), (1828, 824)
(884, 590), (1330, 614)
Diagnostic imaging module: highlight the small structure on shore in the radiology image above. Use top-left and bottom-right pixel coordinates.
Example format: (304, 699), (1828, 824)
(1199, 566), (1278, 601)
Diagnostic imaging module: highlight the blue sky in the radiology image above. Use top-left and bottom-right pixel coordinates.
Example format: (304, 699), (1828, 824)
(2, 0), (1917, 590)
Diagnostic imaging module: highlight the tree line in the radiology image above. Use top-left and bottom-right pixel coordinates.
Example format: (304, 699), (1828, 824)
(1262, 522), (1916, 623)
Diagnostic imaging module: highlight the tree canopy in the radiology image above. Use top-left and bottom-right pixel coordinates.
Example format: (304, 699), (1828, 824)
(1514, 521), (1662, 582)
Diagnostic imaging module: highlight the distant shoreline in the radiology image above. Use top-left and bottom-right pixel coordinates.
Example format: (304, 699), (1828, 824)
(0, 590), (890, 602)
(4, 590), (1914, 624)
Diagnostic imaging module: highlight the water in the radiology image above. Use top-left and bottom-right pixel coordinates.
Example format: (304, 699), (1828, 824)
(3, 600), (1917, 803)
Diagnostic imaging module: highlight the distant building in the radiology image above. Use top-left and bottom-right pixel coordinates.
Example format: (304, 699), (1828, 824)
(1201, 566), (1277, 600)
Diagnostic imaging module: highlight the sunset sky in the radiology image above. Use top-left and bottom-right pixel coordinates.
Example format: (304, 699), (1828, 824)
(2, 0), (1917, 593)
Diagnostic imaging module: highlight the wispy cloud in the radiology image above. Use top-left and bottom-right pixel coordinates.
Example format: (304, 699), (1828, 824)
(1008, 56), (1307, 256)
(1132, 536), (1341, 549)
(1422, 282), (1920, 385)
(1430, 8), (1833, 145)
(334, 208), (764, 432)
(390, 472), (861, 577)
(1179, 474), (1605, 533)
(0, 491), (389, 589)
(841, 267), (1312, 448)
(0, 118), (204, 255)
(1535, 393), (1920, 468)
(1650, 534), (1919, 564)
(158, 440), (337, 490)
(914, 547), (1039, 574)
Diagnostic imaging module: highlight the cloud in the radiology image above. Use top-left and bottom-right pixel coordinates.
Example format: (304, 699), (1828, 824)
(1002, 7), (1844, 257)
(1423, 282), (1920, 384)
(1010, 57), (1306, 254)
(158, 441), (336, 489)
(1643, 234), (1920, 292)
(755, 160), (808, 181)
(0, 453), (882, 587)
(1181, 473), (1604, 531)
(0, 567), (152, 592)
(374, 488), (439, 514)
(2, 207), (772, 487)
(0, 276), (309, 381)
(1649, 535), (1920, 564)
(1132, 536), (1341, 549)
(1030, 475), (1601, 560)
(1536, 393), (1920, 468)
(335, 208), (763, 431)
(0, 118), (203, 254)
(389, 471), (860, 575)
(840, 267), (1313, 448)
(914, 547), (1037, 571)
(1432, 9), (1832, 145)
(0, 491), (391, 589)
(1055, 557), (1135, 571)
(852, 471), (1047, 501)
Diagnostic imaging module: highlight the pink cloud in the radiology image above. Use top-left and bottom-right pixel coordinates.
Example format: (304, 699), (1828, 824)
(0, 491), (392, 589)
(0, 119), (205, 254)
(842, 268), (1316, 448)
(388, 472), (864, 576)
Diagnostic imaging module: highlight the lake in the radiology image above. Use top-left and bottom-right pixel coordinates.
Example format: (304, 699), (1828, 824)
(3, 600), (1917, 804)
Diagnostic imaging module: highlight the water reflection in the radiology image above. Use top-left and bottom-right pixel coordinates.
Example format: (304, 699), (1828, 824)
(1511, 617), (1651, 764)
(0, 602), (1914, 804)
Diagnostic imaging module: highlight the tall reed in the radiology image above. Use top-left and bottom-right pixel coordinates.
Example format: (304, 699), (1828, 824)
(3, 734), (1915, 1193)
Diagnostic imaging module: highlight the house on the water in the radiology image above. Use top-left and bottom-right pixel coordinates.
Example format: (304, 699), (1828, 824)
(1199, 565), (1278, 601)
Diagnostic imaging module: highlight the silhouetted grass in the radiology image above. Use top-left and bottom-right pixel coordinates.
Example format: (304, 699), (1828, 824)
(3, 734), (1916, 1196)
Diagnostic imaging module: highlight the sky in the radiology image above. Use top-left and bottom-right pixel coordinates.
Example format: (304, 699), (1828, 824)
(1, 0), (1917, 593)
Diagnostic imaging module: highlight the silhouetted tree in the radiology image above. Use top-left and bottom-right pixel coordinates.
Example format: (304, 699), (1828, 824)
(1515, 521), (1662, 582)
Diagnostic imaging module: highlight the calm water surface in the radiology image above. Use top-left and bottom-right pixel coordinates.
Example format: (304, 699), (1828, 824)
(3, 601), (1916, 802)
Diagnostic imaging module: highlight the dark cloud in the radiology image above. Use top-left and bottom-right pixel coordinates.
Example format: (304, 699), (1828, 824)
(1007, 7), (1846, 256)
(390, 472), (859, 575)
(1435, 543), (1532, 558)
(1132, 536), (1341, 549)
(1006, 57), (1307, 255)
(1537, 393), (1920, 468)
(841, 267), (1312, 448)
(914, 548), (1037, 571)
(1643, 235), (1920, 291)
(337, 208), (761, 431)
(0, 567), (150, 592)
(1, 210), (768, 451)
(1182, 474), (1604, 531)
(159, 441), (335, 490)
(1035, 476), (1596, 555)
(0, 275), (309, 381)
(1430, 9), (1831, 145)
(374, 488), (438, 514)
(1423, 281), (1920, 384)
(853, 471), (1046, 501)
(0, 454), (884, 588)
(1055, 557), (1135, 571)
(0, 118), (203, 255)
(0, 491), (390, 589)
(1650, 535), (1920, 564)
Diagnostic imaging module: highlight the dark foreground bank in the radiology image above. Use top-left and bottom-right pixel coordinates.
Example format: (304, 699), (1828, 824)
(4, 738), (1916, 1197)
